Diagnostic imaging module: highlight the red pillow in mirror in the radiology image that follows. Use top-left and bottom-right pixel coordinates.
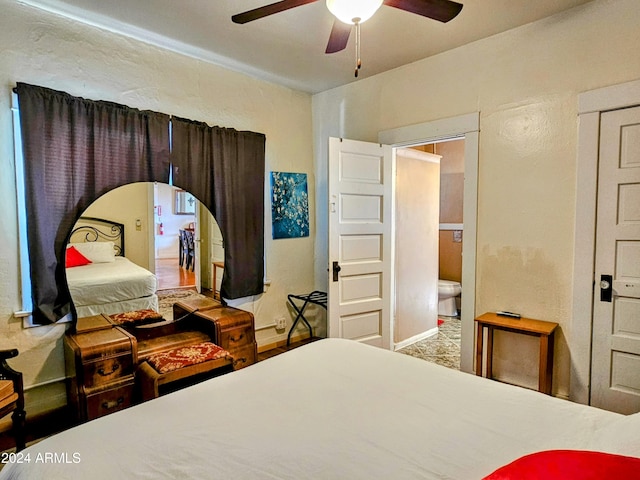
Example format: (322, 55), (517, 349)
(66, 246), (92, 268)
(483, 450), (640, 480)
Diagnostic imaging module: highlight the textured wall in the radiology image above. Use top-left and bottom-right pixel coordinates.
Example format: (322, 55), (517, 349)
(313, 0), (640, 397)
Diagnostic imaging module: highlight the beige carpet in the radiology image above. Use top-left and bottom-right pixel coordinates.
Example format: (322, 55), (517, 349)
(157, 288), (211, 320)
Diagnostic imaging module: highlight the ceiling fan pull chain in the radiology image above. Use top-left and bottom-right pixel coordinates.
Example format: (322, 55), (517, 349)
(355, 20), (361, 78)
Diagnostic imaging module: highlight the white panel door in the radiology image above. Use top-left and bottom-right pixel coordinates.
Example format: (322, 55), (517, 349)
(328, 138), (392, 348)
(591, 106), (640, 414)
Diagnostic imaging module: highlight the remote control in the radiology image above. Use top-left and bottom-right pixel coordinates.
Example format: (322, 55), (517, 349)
(496, 311), (521, 318)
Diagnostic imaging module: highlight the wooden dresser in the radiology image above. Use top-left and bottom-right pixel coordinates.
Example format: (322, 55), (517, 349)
(65, 300), (257, 422)
(172, 301), (257, 370)
(64, 315), (137, 422)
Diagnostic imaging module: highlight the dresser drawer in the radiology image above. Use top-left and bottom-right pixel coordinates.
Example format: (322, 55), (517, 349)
(85, 378), (134, 421)
(83, 353), (133, 389)
(229, 344), (257, 370)
(218, 325), (254, 350)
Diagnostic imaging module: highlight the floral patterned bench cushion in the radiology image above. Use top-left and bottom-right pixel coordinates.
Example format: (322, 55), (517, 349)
(109, 309), (164, 326)
(146, 342), (231, 374)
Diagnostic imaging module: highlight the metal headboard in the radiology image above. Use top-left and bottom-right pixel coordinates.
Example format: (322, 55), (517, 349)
(69, 216), (125, 256)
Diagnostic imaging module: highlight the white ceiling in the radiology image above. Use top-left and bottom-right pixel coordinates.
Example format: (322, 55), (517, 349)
(21, 0), (595, 93)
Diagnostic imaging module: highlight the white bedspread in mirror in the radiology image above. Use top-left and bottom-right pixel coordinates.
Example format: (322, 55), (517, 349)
(66, 256), (158, 317)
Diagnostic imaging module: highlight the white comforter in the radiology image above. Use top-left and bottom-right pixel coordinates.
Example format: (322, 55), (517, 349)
(1, 339), (637, 479)
(66, 256), (157, 316)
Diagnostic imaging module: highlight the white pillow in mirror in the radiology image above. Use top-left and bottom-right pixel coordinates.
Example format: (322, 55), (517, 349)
(69, 241), (116, 263)
(588, 412), (640, 457)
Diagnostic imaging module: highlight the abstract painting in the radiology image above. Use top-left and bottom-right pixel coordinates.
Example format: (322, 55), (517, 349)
(270, 172), (309, 239)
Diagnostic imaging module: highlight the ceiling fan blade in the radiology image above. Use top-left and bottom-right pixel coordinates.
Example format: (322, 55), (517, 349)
(383, 0), (463, 23)
(232, 0), (320, 24)
(325, 20), (352, 54)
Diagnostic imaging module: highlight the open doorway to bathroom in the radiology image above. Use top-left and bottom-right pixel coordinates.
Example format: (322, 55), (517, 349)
(396, 138), (464, 370)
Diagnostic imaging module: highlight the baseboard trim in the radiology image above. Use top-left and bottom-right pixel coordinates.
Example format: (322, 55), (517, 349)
(258, 334), (315, 353)
(394, 327), (438, 351)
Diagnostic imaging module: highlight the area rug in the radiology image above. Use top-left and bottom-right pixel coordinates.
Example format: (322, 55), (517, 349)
(157, 288), (211, 320)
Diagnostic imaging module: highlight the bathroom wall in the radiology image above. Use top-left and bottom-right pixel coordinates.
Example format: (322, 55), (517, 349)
(437, 140), (465, 283)
(394, 148), (441, 344)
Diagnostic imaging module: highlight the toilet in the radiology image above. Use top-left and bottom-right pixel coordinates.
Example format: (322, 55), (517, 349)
(438, 279), (462, 316)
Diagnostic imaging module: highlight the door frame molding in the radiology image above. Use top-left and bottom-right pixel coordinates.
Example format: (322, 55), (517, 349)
(572, 78), (640, 405)
(379, 112), (479, 373)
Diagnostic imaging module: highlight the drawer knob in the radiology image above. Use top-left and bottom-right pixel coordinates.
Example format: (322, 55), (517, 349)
(97, 363), (120, 376)
(233, 357), (247, 367)
(230, 333), (244, 343)
(101, 397), (124, 410)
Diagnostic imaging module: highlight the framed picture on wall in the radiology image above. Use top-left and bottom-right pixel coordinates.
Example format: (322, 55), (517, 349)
(270, 172), (309, 239)
(174, 190), (196, 215)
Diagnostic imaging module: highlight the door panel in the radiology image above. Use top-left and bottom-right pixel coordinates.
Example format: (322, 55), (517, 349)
(591, 106), (640, 414)
(341, 235), (382, 262)
(341, 194), (382, 222)
(328, 137), (392, 348)
(341, 311), (382, 342)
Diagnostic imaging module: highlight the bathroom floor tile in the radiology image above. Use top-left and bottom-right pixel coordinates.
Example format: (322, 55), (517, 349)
(397, 316), (461, 370)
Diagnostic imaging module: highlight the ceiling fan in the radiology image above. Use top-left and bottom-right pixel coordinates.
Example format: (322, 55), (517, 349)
(232, 0), (463, 77)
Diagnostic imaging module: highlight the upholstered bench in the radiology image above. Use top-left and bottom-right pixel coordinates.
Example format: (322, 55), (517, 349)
(137, 342), (233, 401)
(109, 309), (164, 327)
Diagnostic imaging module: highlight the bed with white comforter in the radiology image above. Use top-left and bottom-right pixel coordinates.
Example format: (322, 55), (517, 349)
(66, 256), (158, 317)
(1, 339), (638, 479)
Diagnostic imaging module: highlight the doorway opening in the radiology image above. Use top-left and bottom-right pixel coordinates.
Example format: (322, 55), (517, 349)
(151, 183), (225, 296)
(394, 138), (465, 370)
(153, 183), (197, 290)
(379, 111), (479, 373)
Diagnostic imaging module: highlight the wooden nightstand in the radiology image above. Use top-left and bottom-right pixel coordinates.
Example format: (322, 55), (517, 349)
(474, 312), (558, 395)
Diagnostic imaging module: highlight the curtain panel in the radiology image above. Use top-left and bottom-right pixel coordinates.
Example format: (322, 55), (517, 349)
(171, 118), (266, 300)
(16, 83), (170, 324)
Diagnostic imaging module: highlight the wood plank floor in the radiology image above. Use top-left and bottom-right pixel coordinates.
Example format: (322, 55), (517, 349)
(155, 257), (195, 290)
(257, 337), (321, 362)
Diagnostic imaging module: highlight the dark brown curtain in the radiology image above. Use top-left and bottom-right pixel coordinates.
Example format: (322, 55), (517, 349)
(16, 83), (170, 325)
(171, 118), (265, 299)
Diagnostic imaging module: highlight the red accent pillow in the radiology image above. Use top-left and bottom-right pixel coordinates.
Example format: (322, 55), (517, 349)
(66, 246), (92, 268)
(483, 450), (640, 480)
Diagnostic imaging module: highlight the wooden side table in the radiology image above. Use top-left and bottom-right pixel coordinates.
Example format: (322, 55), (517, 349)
(212, 261), (224, 300)
(475, 312), (558, 395)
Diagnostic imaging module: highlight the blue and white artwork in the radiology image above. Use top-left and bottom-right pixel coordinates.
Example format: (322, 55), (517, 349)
(270, 172), (309, 239)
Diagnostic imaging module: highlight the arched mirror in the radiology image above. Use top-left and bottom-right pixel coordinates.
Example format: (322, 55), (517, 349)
(65, 182), (224, 321)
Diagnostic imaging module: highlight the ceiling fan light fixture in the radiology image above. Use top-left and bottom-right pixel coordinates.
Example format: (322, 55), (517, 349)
(326, 0), (383, 25)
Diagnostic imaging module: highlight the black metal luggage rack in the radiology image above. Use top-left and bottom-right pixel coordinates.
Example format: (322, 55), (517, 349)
(286, 291), (327, 346)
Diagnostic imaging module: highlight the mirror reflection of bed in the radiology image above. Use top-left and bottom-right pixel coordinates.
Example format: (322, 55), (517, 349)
(65, 182), (225, 319)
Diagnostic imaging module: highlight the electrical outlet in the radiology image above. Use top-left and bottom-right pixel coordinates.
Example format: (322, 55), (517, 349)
(276, 317), (286, 330)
